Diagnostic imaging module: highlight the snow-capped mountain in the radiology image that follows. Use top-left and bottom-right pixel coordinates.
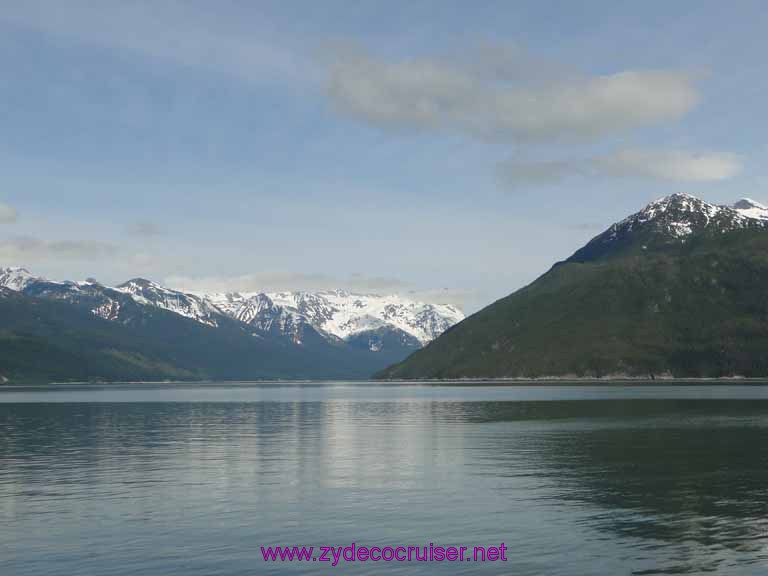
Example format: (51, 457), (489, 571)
(379, 193), (768, 381)
(732, 198), (768, 220)
(205, 292), (316, 344)
(615, 193), (768, 239)
(206, 289), (463, 348)
(0, 268), (464, 352)
(116, 278), (223, 327)
(0, 271), (215, 328)
(569, 193), (768, 263)
(258, 290), (462, 345)
(0, 267), (38, 291)
(21, 277), (142, 323)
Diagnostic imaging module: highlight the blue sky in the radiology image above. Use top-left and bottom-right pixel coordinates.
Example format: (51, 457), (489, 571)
(1, 0), (767, 311)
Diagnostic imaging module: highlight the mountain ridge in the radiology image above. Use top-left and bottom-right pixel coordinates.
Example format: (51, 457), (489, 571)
(378, 194), (768, 380)
(0, 267), (463, 385)
(567, 194), (768, 263)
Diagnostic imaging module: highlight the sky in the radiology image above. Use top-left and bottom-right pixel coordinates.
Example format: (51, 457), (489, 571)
(1, 0), (767, 312)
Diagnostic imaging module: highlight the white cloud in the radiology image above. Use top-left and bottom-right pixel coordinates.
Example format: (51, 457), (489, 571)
(126, 221), (164, 237)
(166, 272), (470, 309)
(165, 271), (409, 295)
(0, 236), (118, 261)
(329, 46), (699, 141)
(498, 159), (583, 186)
(499, 149), (742, 187)
(0, 203), (17, 224)
(0, 0), (310, 85)
(594, 149), (742, 181)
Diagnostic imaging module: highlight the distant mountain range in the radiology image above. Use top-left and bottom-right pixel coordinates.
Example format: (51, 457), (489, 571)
(0, 270), (462, 383)
(379, 194), (768, 379)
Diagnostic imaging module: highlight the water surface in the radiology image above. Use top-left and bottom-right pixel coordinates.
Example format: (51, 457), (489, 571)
(2, 383), (768, 575)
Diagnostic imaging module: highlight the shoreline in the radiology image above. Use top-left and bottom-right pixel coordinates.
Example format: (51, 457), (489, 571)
(5, 377), (768, 389)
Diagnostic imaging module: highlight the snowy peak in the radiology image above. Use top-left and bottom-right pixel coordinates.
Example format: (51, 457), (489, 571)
(732, 198), (768, 220)
(0, 267), (464, 350)
(568, 193), (768, 263)
(634, 192), (768, 229)
(118, 278), (158, 291)
(204, 289), (463, 348)
(208, 292), (279, 324)
(732, 197), (766, 210)
(266, 290), (464, 345)
(624, 193), (750, 238)
(0, 267), (39, 291)
(205, 291), (310, 344)
(116, 278), (221, 327)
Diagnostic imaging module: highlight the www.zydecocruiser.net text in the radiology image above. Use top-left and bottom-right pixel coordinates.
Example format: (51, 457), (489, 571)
(261, 543), (509, 565)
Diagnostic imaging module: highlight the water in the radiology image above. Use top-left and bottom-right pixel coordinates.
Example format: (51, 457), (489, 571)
(2, 383), (768, 575)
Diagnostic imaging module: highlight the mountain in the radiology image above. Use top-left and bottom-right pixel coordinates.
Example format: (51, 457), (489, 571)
(0, 267), (38, 291)
(0, 268), (462, 383)
(22, 277), (161, 324)
(0, 270), (462, 352)
(378, 194), (768, 380)
(116, 278), (225, 327)
(205, 291), (316, 344)
(0, 283), (402, 383)
(205, 289), (463, 349)
(732, 198), (768, 220)
(569, 193), (768, 263)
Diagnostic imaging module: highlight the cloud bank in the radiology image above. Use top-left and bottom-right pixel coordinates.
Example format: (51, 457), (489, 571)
(0, 203), (17, 224)
(166, 271), (408, 295)
(499, 150), (742, 187)
(1, 0), (308, 85)
(126, 221), (164, 238)
(329, 47), (699, 141)
(0, 236), (118, 261)
(165, 272), (468, 308)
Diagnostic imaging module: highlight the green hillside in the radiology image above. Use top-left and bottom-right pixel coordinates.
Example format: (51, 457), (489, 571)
(378, 227), (768, 380)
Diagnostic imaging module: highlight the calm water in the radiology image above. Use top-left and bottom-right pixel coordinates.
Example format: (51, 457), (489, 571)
(2, 383), (768, 575)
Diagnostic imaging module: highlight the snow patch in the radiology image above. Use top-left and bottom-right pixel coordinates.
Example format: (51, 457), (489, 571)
(0, 267), (38, 291)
